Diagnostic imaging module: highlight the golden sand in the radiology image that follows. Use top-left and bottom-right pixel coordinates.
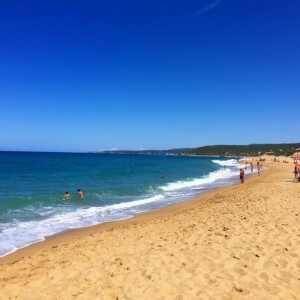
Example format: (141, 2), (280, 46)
(0, 160), (299, 299)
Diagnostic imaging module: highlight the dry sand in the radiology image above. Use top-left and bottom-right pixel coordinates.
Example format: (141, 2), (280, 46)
(0, 160), (299, 299)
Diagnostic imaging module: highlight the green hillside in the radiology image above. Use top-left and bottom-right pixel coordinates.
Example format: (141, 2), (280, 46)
(183, 143), (300, 157)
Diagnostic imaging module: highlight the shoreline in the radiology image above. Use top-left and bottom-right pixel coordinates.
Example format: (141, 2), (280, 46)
(0, 169), (243, 264)
(1, 159), (299, 299)
(0, 158), (272, 263)
(0, 158), (243, 261)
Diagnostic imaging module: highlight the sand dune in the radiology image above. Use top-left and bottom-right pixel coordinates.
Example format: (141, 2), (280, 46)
(1, 160), (299, 299)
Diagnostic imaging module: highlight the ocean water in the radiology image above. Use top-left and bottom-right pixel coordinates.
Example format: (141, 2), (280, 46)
(0, 152), (244, 257)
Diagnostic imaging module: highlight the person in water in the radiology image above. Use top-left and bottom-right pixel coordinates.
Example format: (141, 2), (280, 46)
(77, 189), (84, 198)
(239, 169), (245, 184)
(64, 191), (71, 199)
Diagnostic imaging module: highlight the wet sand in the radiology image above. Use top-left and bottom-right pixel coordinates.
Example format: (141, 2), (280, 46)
(0, 160), (299, 299)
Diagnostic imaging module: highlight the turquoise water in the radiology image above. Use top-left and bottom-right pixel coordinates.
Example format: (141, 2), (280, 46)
(0, 152), (242, 256)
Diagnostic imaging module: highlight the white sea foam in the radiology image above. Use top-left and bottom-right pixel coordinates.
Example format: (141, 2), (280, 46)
(0, 158), (242, 257)
(212, 159), (240, 167)
(213, 158), (254, 175)
(160, 168), (235, 192)
(0, 194), (166, 257)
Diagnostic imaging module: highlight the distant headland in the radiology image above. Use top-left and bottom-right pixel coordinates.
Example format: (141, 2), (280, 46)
(91, 143), (300, 157)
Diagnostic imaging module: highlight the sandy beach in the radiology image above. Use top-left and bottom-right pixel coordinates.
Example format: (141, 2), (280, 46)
(0, 159), (299, 299)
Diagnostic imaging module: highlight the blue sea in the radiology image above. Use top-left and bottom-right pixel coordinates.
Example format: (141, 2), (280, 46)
(0, 152), (244, 257)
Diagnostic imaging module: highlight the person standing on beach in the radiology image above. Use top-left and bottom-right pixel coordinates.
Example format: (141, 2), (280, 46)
(77, 189), (84, 198)
(250, 161), (253, 173)
(293, 166), (299, 183)
(240, 169), (245, 184)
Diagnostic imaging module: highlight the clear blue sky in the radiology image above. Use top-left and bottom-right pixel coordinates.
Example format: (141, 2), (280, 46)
(1, 0), (299, 152)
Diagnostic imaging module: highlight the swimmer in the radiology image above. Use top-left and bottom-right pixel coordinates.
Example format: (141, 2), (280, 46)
(64, 191), (71, 199)
(77, 189), (84, 198)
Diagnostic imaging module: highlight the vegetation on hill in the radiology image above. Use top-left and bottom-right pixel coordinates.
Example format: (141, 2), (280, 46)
(183, 143), (300, 157)
(92, 144), (300, 157)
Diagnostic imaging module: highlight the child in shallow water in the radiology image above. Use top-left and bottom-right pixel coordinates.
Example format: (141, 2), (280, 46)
(239, 169), (245, 184)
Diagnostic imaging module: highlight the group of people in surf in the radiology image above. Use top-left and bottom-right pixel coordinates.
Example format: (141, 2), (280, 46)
(240, 160), (263, 184)
(64, 189), (84, 199)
